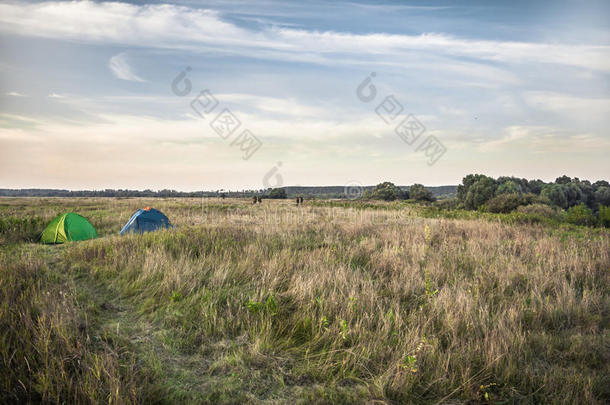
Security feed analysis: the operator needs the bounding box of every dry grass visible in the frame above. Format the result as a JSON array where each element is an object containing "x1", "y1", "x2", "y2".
[{"x1": 1, "y1": 197, "x2": 608, "y2": 404}]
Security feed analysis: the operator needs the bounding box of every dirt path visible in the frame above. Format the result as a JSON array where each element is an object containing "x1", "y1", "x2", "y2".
[{"x1": 62, "y1": 255, "x2": 214, "y2": 402}]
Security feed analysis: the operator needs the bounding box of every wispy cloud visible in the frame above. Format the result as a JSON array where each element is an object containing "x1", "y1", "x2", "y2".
[
  {"x1": 1, "y1": 1, "x2": 609, "y2": 72},
  {"x1": 478, "y1": 125, "x2": 610, "y2": 153},
  {"x1": 48, "y1": 93, "x2": 66, "y2": 98},
  {"x1": 108, "y1": 52, "x2": 145, "y2": 82},
  {"x1": 5, "y1": 91, "x2": 26, "y2": 97},
  {"x1": 524, "y1": 92, "x2": 610, "y2": 120}
]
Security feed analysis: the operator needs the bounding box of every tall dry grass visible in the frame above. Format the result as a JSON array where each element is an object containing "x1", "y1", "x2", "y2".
[{"x1": 1, "y1": 197, "x2": 608, "y2": 403}]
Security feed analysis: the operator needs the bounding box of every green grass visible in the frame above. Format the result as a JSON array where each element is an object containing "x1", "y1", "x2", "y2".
[{"x1": 1, "y1": 197, "x2": 609, "y2": 404}]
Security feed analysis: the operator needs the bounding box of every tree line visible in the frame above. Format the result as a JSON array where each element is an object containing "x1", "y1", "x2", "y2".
[
  {"x1": 456, "y1": 174, "x2": 609, "y2": 211},
  {"x1": 363, "y1": 182, "x2": 435, "y2": 202},
  {"x1": 363, "y1": 175, "x2": 610, "y2": 227},
  {"x1": 0, "y1": 188, "x2": 276, "y2": 198}
]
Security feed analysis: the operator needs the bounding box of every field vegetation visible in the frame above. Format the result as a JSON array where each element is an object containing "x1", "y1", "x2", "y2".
[{"x1": 1, "y1": 197, "x2": 608, "y2": 404}]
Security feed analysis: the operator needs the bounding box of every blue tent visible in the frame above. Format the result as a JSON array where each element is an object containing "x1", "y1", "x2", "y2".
[{"x1": 120, "y1": 207, "x2": 172, "y2": 235}]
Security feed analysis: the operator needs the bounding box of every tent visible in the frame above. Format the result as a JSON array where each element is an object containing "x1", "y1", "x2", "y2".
[
  {"x1": 41, "y1": 213, "x2": 98, "y2": 244},
  {"x1": 120, "y1": 207, "x2": 172, "y2": 235}
]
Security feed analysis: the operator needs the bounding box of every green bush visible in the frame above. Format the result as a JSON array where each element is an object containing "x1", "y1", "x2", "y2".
[
  {"x1": 564, "y1": 204, "x2": 597, "y2": 226},
  {"x1": 517, "y1": 203, "x2": 561, "y2": 219},
  {"x1": 495, "y1": 180, "x2": 522, "y2": 195},
  {"x1": 409, "y1": 184, "x2": 434, "y2": 202},
  {"x1": 461, "y1": 176, "x2": 497, "y2": 210},
  {"x1": 434, "y1": 198, "x2": 458, "y2": 210},
  {"x1": 485, "y1": 193, "x2": 523, "y2": 213},
  {"x1": 599, "y1": 205, "x2": 610, "y2": 227},
  {"x1": 485, "y1": 193, "x2": 540, "y2": 213},
  {"x1": 595, "y1": 187, "x2": 610, "y2": 207},
  {"x1": 267, "y1": 188, "x2": 287, "y2": 199},
  {"x1": 364, "y1": 182, "x2": 406, "y2": 201}
]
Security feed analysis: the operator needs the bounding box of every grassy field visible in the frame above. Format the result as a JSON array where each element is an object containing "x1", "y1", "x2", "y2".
[{"x1": 1, "y1": 197, "x2": 608, "y2": 404}]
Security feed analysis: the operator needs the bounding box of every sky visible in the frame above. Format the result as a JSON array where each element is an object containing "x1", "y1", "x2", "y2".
[{"x1": 1, "y1": 0, "x2": 609, "y2": 191}]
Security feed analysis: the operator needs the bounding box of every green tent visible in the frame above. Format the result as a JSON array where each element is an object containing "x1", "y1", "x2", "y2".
[{"x1": 40, "y1": 213, "x2": 98, "y2": 244}]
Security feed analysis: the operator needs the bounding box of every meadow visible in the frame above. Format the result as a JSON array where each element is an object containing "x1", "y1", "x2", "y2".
[{"x1": 0, "y1": 197, "x2": 608, "y2": 404}]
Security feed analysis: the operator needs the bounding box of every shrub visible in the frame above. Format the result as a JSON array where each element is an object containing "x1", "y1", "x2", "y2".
[
  {"x1": 517, "y1": 203, "x2": 561, "y2": 219},
  {"x1": 598, "y1": 205, "x2": 610, "y2": 228},
  {"x1": 409, "y1": 184, "x2": 435, "y2": 202},
  {"x1": 564, "y1": 204, "x2": 597, "y2": 226},
  {"x1": 365, "y1": 182, "x2": 406, "y2": 201},
  {"x1": 485, "y1": 193, "x2": 523, "y2": 213},
  {"x1": 434, "y1": 198, "x2": 458, "y2": 210},
  {"x1": 267, "y1": 188, "x2": 287, "y2": 199},
  {"x1": 485, "y1": 193, "x2": 539, "y2": 213}
]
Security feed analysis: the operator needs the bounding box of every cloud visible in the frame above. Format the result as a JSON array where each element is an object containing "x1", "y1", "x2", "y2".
[
  {"x1": 0, "y1": 1, "x2": 609, "y2": 72},
  {"x1": 218, "y1": 93, "x2": 331, "y2": 118},
  {"x1": 0, "y1": 113, "x2": 42, "y2": 131},
  {"x1": 48, "y1": 93, "x2": 66, "y2": 98},
  {"x1": 108, "y1": 52, "x2": 145, "y2": 82},
  {"x1": 5, "y1": 91, "x2": 26, "y2": 97},
  {"x1": 524, "y1": 92, "x2": 610, "y2": 119},
  {"x1": 3, "y1": 111, "x2": 607, "y2": 189},
  {"x1": 478, "y1": 125, "x2": 610, "y2": 153}
]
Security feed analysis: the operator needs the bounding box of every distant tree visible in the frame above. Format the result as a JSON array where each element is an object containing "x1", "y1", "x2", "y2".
[
  {"x1": 268, "y1": 188, "x2": 287, "y2": 199},
  {"x1": 555, "y1": 175, "x2": 572, "y2": 185},
  {"x1": 457, "y1": 174, "x2": 497, "y2": 207},
  {"x1": 409, "y1": 183, "x2": 434, "y2": 202},
  {"x1": 594, "y1": 186, "x2": 610, "y2": 207},
  {"x1": 575, "y1": 180, "x2": 596, "y2": 208},
  {"x1": 365, "y1": 182, "x2": 405, "y2": 201},
  {"x1": 457, "y1": 174, "x2": 485, "y2": 202},
  {"x1": 564, "y1": 182, "x2": 586, "y2": 208},
  {"x1": 458, "y1": 175, "x2": 497, "y2": 210},
  {"x1": 497, "y1": 176, "x2": 529, "y2": 193},
  {"x1": 527, "y1": 179, "x2": 545, "y2": 194},
  {"x1": 496, "y1": 180, "x2": 522, "y2": 196},
  {"x1": 541, "y1": 184, "x2": 568, "y2": 209}
]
